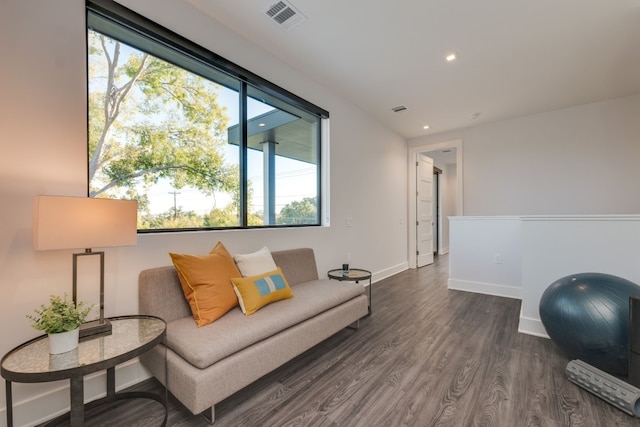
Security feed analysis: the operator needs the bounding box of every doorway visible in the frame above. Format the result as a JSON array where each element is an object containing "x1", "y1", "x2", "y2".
[
  {"x1": 433, "y1": 166, "x2": 442, "y2": 256},
  {"x1": 408, "y1": 140, "x2": 463, "y2": 269}
]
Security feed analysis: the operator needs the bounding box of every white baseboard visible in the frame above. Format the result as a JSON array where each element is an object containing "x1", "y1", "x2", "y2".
[
  {"x1": 439, "y1": 247, "x2": 449, "y2": 255},
  {"x1": 372, "y1": 262, "x2": 408, "y2": 284},
  {"x1": 0, "y1": 359, "x2": 152, "y2": 427},
  {"x1": 518, "y1": 314, "x2": 550, "y2": 339},
  {"x1": 448, "y1": 278, "x2": 521, "y2": 299}
]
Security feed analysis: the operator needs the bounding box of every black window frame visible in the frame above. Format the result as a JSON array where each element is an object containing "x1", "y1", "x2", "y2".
[{"x1": 86, "y1": 0, "x2": 328, "y2": 232}]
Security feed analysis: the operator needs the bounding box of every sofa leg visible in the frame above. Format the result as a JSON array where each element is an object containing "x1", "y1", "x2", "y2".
[
  {"x1": 201, "y1": 406, "x2": 215, "y2": 424},
  {"x1": 348, "y1": 319, "x2": 360, "y2": 330}
]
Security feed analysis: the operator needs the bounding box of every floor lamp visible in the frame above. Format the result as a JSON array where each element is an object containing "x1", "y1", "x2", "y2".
[{"x1": 33, "y1": 195, "x2": 138, "y2": 338}]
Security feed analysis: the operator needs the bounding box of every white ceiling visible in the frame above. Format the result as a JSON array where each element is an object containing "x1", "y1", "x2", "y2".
[
  {"x1": 184, "y1": 0, "x2": 640, "y2": 139},
  {"x1": 425, "y1": 147, "x2": 457, "y2": 167}
]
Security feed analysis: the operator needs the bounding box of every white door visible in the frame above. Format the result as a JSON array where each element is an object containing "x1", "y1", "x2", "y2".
[{"x1": 416, "y1": 153, "x2": 434, "y2": 267}]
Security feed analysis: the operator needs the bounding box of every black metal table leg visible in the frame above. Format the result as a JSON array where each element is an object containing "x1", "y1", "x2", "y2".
[
  {"x1": 6, "y1": 380, "x2": 12, "y2": 427},
  {"x1": 70, "y1": 376, "x2": 84, "y2": 425},
  {"x1": 107, "y1": 366, "x2": 116, "y2": 399}
]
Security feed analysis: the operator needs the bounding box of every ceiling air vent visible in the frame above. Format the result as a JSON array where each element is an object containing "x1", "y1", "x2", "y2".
[
  {"x1": 265, "y1": 1, "x2": 307, "y2": 31},
  {"x1": 391, "y1": 105, "x2": 408, "y2": 113}
]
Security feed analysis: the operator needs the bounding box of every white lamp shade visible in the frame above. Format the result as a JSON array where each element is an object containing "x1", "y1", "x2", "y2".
[{"x1": 33, "y1": 196, "x2": 138, "y2": 251}]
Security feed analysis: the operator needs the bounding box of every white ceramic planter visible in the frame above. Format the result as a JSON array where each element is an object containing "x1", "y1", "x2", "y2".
[{"x1": 48, "y1": 328, "x2": 79, "y2": 354}]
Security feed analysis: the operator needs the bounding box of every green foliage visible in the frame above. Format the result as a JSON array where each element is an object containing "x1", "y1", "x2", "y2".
[
  {"x1": 203, "y1": 204, "x2": 239, "y2": 227},
  {"x1": 248, "y1": 212, "x2": 264, "y2": 226},
  {"x1": 278, "y1": 197, "x2": 318, "y2": 225},
  {"x1": 201, "y1": 203, "x2": 263, "y2": 227},
  {"x1": 139, "y1": 207, "x2": 204, "y2": 229},
  {"x1": 26, "y1": 294, "x2": 94, "y2": 334}
]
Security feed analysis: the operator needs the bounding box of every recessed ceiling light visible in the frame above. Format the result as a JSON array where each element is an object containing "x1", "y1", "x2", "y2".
[
  {"x1": 446, "y1": 53, "x2": 458, "y2": 62},
  {"x1": 423, "y1": 125, "x2": 430, "y2": 130},
  {"x1": 258, "y1": 123, "x2": 266, "y2": 127}
]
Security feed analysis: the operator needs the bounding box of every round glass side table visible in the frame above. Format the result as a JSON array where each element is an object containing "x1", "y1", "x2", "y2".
[{"x1": 1, "y1": 315, "x2": 167, "y2": 427}]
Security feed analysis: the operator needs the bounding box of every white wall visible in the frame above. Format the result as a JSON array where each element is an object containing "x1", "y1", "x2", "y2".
[
  {"x1": 448, "y1": 217, "x2": 522, "y2": 299},
  {"x1": 0, "y1": 1, "x2": 408, "y2": 425},
  {"x1": 440, "y1": 163, "x2": 457, "y2": 254},
  {"x1": 408, "y1": 93, "x2": 640, "y2": 215}
]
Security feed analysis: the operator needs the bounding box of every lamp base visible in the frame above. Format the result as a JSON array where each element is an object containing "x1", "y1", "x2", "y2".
[{"x1": 79, "y1": 319, "x2": 112, "y2": 339}]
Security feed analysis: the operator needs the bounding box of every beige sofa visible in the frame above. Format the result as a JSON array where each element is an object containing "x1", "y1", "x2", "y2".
[{"x1": 138, "y1": 248, "x2": 369, "y2": 423}]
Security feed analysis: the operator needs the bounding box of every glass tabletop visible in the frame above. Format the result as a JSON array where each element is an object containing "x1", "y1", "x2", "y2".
[
  {"x1": 327, "y1": 268, "x2": 371, "y2": 280},
  {"x1": 2, "y1": 315, "x2": 165, "y2": 379}
]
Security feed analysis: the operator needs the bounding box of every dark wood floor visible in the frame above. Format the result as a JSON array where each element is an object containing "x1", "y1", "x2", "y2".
[{"x1": 60, "y1": 255, "x2": 640, "y2": 426}]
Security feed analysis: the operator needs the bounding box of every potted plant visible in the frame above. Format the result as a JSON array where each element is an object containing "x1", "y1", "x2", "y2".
[{"x1": 27, "y1": 294, "x2": 94, "y2": 354}]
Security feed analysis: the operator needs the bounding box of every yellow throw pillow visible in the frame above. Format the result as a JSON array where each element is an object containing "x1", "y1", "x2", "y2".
[
  {"x1": 169, "y1": 242, "x2": 241, "y2": 327},
  {"x1": 231, "y1": 267, "x2": 294, "y2": 315}
]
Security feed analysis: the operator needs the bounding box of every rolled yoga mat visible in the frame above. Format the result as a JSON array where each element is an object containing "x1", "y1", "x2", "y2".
[{"x1": 566, "y1": 359, "x2": 640, "y2": 417}]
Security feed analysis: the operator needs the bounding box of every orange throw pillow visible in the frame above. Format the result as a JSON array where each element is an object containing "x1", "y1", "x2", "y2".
[{"x1": 169, "y1": 242, "x2": 241, "y2": 327}]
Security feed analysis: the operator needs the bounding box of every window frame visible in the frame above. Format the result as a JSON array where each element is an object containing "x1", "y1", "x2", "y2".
[{"x1": 86, "y1": 0, "x2": 328, "y2": 232}]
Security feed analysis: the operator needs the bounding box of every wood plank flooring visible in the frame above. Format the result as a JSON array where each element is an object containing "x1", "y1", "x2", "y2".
[{"x1": 54, "y1": 255, "x2": 640, "y2": 426}]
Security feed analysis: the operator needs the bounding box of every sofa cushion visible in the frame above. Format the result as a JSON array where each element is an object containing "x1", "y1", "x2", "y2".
[
  {"x1": 232, "y1": 267, "x2": 294, "y2": 315},
  {"x1": 271, "y1": 248, "x2": 319, "y2": 286},
  {"x1": 233, "y1": 246, "x2": 277, "y2": 277},
  {"x1": 169, "y1": 242, "x2": 241, "y2": 327},
  {"x1": 165, "y1": 278, "x2": 365, "y2": 369}
]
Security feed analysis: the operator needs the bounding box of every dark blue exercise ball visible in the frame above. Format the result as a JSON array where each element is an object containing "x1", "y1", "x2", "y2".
[{"x1": 539, "y1": 272, "x2": 640, "y2": 375}]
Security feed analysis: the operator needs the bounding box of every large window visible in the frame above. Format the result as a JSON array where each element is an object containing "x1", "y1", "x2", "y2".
[{"x1": 87, "y1": 0, "x2": 327, "y2": 231}]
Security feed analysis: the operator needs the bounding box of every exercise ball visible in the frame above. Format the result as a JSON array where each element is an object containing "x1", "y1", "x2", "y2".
[{"x1": 539, "y1": 272, "x2": 640, "y2": 375}]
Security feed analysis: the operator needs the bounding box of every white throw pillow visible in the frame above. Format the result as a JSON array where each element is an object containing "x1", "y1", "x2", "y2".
[{"x1": 233, "y1": 246, "x2": 277, "y2": 277}]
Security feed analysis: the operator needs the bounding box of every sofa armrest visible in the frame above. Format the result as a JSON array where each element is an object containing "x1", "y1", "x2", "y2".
[{"x1": 139, "y1": 266, "x2": 191, "y2": 323}]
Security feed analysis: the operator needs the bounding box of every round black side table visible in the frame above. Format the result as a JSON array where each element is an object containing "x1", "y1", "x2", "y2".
[{"x1": 328, "y1": 268, "x2": 372, "y2": 316}]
